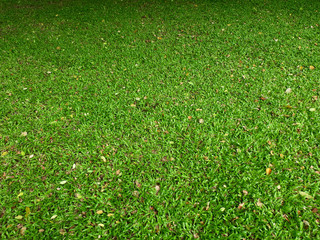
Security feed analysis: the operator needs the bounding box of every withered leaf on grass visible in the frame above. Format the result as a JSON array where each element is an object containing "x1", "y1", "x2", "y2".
[
  {"x1": 20, "y1": 227, "x2": 27, "y2": 235},
  {"x1": 96, "y1": 210, "x2": 103, "y2": 214},
  {"x1": 155, "y1": 185, "x2": 160, "y2": 195},
  {"x1": 298, "y1": 191, "x2": 313, "y2": 199},
  {"x1": 135, "y1": 180, "x2": 141, "y2": 188},
  {"x1": 256, "y1": 199, "x2": 264, "y2": 207},
  {"x1": 238, "y1": 202, "x2": 245, "y2": 210},
  {"x1": 59, "y1": 229, "x2": 66, "y2": 235},
  {"x1": 25, "y1": 207, "x2": 30, "y2": 218}
]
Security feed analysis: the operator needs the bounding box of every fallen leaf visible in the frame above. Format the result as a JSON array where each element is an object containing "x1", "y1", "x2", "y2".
[
  {"x1": 98, "y1": 224, "x2": 104, "y2": 227},
  {"x1": 135, "y1": 180, "x2": 141, "y2": 188},
  {"x1": 243, "y1": 190, "x2": 248, "y2": 195},
  {"x1": 25, "y1": 207, "x2": 30, "y2": 218},
  {"x1": 51, "y1": 215, "x2": 57, "y2": 219},
  {"x1": 59, "y1": 229, "x2": 66, "y2": 235},
  {"x1": 285, "y1": 88, "x2": 292, "y2": 94},
  {"x1": 15, "y1": 215, "x2": 23, "y2": 220},
  {"x1": 309, "y1": 66, "x2": 315, "y2": 70},
  {"x1": 188, "y1": 116, "x2": 192, "y2": 120},
  {"x1": 60, "y1": 180, "x2": 67, "y2": 185},
  {"x1": 21, "y1": 132, "x2": 27, "y2": 136},
  {"x1": 266, "y1": 168, "x2": 272, "y2": 175},
  {"x1": 75, "y1": 193, "x2": 82, "y2": 199},
  {"x1": 277, "y1": 185, "x2": 281, "y2": 190},
  {"x1": 205, "y1": 202, "x2": 210, "y2": 211},
  {"x1": 309, "y1": 108, "x2": 316, "y2": 112},
  {"x1": 96, "y1": 210, "x2": 103, "y2": 215},
  {"x1": 283, "y1": 214, "x2": 290, "y2": 222},
  {"x1": 298, "y1": 191, "x2": 313, "y2": 199},
  {"x1": 101, "y1": 156, "x2": 107, "y2": 162},
  {"x1": 107, "y1": 213, "x2": 114, "y2": 217},
  {"x1": 132, "y1": 190, "x2": 139, "y2": 197},
  {"x1": 256, "y1": 199, "x2": 264, "y2": 207},
  {"x1": 155, "y1": 185, "x2": 160, "y2": 195},
  {"x1": 20, "y1": 227, "x2": 27, "y2": 235},
  {"x1": 1, "y1": 152, "x2": 8, "y2": 156},
  {"x1": 238, "y1": 202, "x2": 245, "y2": 210},
  {"x1": 199, "y1": 119, "x2": 204, "y2": 124},
  {"x1": 17, "y1": 192, "x2": 23, "y2": 198},
  {"x1": 303, "y1": 220, "x2": 310, "y2": 228},
  {"x1": 39, "y1": 229, "x2": 45, "y2": 233}
]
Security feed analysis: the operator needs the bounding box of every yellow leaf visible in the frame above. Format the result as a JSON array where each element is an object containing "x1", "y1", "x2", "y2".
[
  {"x1": 107, "y1": 213, "x2": 114, "y2": 217},
  {"x1": 101, "y1": 156, "x2": 107, "y2": 162},
  {"x1": 1, "y1": 152, "x2": 8, "y2": 156},
  {"x1": 25, "y1": 207, "x2": 30, "y2": 218},
  {"x1": 266, "y1": 168, "x2": 272, "y2": 175},
  {"x1": 96, "y1": 210, "x2": 103, "y2": 215},
  {"x1": 309, "y1": 66, "x2": 315, "y2": 70},
  {"x1": 17, "y1": 192, "x2": 23, "y2": 198},
  {"x1": 15, "y1": 215, "x2": 23, "y2": 220},
  {"x1": 75, "y1": 193, "x2": 82, "y2": 199},
  {"x1": 299, "y1": 191, "x2": 313, "y2": 199}
]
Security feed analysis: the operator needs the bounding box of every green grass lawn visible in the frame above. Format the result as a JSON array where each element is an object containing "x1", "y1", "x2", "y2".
[{"x1": 1, "y1": 0, "x2": 319, "y2": 238}]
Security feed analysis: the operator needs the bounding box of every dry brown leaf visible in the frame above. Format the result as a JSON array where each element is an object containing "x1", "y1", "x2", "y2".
[
  {"x1": 243, "y1": 190, "x2": 248, "y2": 195},
  {"x1": 155, "y1": 185, "x2": 160, "y2": 195},
  {"x1": 283, "y1": 214, "x2": 290, "y2": 222},
  {"x1": 132, "y1": 190, "x2": 139, "y2": 197},
  {"x1": 135, "y1": 180, "x2": 141, "y2": 188},
  {"x1": 238, "y1": 202, "x2": 245, "y2": 210},
  {"x1": 20, "y1": 227, "x2": 26, "y2": 235},
  {"x1": 256, "y1": 199, "x2": 264, "y2": 207}
]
